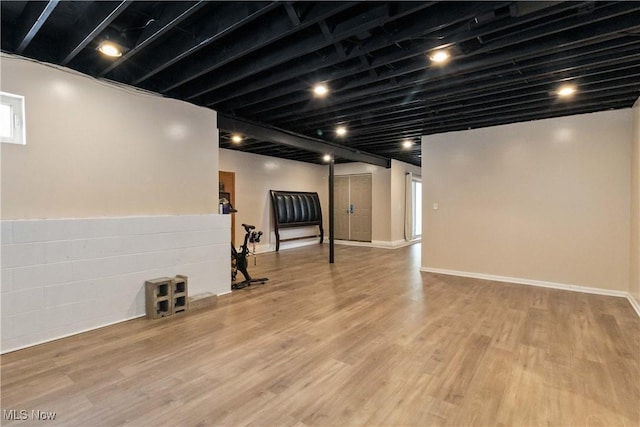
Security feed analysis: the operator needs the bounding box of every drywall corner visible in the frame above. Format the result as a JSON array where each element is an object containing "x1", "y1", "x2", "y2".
[{"x1": 630, "y1": 98, "x2": 640, "y2": 304}]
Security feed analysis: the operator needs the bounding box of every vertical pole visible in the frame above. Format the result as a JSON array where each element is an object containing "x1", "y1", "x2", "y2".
[{"x1": 329, "y1": 157, "x2": 335, "y2": 264}]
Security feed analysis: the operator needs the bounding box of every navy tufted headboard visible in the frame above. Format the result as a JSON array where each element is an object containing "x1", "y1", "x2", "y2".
[{"x1": 270, "y1": 190, "x2": 324, "y2": 251}]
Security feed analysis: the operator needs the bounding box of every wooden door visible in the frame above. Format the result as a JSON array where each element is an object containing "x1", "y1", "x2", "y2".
[
  {"x1": 349, "y1": 174, "x2": 372, "y2": 242},
  {"x1": 333, "y1": 174, "x2": 372, "y2": 242},
  {"x1": 219, "y1": 171, "x2": 236, "y2": 247},
  {"x1": 334, "y1": 176, "x2": 350, "y2": 240}
]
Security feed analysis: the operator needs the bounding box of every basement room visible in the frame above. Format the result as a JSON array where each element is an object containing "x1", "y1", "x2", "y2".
[{"x1": 1, "y1": 1, "x2": 639, "y2": 426}]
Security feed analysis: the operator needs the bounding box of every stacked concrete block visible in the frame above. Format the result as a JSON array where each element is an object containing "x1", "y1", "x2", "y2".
[{"x1": 145, "y1": 275, "x2": 189, "y2": 319}]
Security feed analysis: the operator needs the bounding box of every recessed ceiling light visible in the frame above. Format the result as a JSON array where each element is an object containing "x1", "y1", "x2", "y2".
[
  {"x1": 98, "y1": 41, "x2": 123, "y2": 57},
  {"x1": 313, "y1": 83, "x2": 328, "y2": 97},
  {"x1": 231, "y1": 134, "x2": 242, "y2": 143},
  {"x1": 557, "y1": 84, "x2": 577, "y2": 98},
  {"x1": 336, "y1": 126, "x2": 347, "y2": 136},
  {"x1": 323, "y1": 154, "x2": 332, "y2": 162},
  {"x1": 429, "y1": 49, "x2": 450, "y2": 64},
  {"x1": 402, "y1": 139, "x2": 412, "y2": 149}
]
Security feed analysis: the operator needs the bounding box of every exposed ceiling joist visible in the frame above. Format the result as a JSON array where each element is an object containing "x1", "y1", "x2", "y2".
[
  {"x1": 206, "y1": 1, "x2": 499, "y2": 109},
  {"x1": 60, "y1": 1, "x2": 131, "y2": 65},
  {"x1": 15, "y1": 0, "x2": 59, "y2": 54},
  {"x1": 129, "y1": 2, "x2": 278, "y2": 85},
  {"x1": 161, "y1": 2, "x2": 355, "y2": 93},
  {"x1": 99, "y1": 1, "x2": 208, "y2": 76}
]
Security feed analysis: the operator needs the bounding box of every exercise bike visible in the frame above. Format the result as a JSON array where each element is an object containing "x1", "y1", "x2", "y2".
[{"x1": 231, "y1": 223, "x2": 269, "y2": 290}]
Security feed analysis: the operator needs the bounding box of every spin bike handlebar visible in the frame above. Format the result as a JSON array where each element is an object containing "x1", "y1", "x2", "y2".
[{"x1": 240, "y1": 224, "x2": 262, "y2": 249}]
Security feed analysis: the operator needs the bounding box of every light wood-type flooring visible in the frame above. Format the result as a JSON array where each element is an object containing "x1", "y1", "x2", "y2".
[{"x1": 1, "y1": 244, "x2": 639, "y2": 426}]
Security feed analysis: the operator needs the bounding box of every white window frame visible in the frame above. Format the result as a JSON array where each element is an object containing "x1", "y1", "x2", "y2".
[{"x1": 1, "y1": 91, "x2": 26, "y2": 145}]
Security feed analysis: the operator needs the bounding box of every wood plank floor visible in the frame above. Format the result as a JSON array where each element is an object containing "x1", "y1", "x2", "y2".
[{"x1": 1, "y1": 243, "x2": 639, "y2": 426}]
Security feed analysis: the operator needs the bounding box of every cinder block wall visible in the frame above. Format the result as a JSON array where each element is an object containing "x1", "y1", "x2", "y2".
[{"x1": 1, "y1": 214, "x2": 230, "y2": 353}]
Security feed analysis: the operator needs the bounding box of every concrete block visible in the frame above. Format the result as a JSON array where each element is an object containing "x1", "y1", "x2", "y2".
[
  {"x1": 145, "y1": 277, "x2": 173, "y2": 319},
  {"x1": 172, "y1": 275, "x2": 188, "y2": 314}
]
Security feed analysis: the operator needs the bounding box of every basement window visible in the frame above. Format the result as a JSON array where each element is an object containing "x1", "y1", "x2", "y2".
[{"x1": 0, "y1": 92, "x2": 26, "y2": 145}]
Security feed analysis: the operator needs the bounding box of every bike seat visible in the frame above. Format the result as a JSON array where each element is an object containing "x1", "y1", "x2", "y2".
[{"x1": 241, "y1": 223, "x2": 256, "y2": 230}]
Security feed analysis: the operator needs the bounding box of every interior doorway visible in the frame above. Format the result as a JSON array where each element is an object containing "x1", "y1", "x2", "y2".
[
  {"x1": 412, "y1": 178, "x2": 422, "y2": 238},
  {"x1": 334, "y1": 174, "x2": 372, "y2": 242},
  {"x1": 405, "y1": 174, "x2": 422, "y2": 241}
]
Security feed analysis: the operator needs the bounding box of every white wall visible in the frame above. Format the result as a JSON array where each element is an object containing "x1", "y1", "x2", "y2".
[
  {"x1": 1, "y1": 54, "x2": 219, "y2": 219},
  {"x1": 1, "y1": 215, "x2": 230, "y2": 353},
  {"x1": 422, "y1": 110, "x2": 632, "y2": 292},
  {"x1": 631, "y1": 99, "x2": 640, "y2": 305},
  {"x1": 1, "y1": 55, "x2": 229, "y2": 352},
  {"x1": 219, "y1": 148, "x2": 328, "y2": 251}
]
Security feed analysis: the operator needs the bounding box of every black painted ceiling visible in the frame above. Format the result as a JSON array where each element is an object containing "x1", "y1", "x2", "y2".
[{"x1": 2, "y1": 1, "x2": 639, "y2": 166}]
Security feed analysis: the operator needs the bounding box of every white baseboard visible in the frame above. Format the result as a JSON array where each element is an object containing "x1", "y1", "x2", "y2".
[
  {"x1": 332, "y1": 239, "x2": 373, "y2": 247},
  {"x1": 255, "y1": 237, "x2": 419, "y2": 254},
  {"x1": 372, "y1": 239, "x2": 420, "y2": 249},
  {"x1": 254, "y1": 239, "x2": 321, "y2": 254},
  {"x1": 421, "y1": 267, "x2": 639, "y2": 318},
  {"x1": 627, "y1": 293, "x2": 640, "y2": 317},
  {"x1": 328, "y1": 238, "x2": 420, "y2": 250}
]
